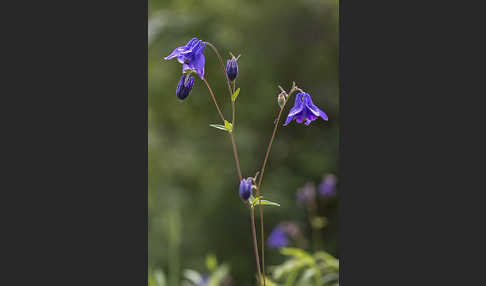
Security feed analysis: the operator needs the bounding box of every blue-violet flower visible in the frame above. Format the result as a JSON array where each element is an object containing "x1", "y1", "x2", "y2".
[
  {"x1": 164, "y1": 38, "x2": 206, "y2": 79},
  {"x1": 239, "y1": 178, "x2": 252, "y2": 201},
  {"x1": 267, "y1": 226, "x2": 289, "y2": 249},
  {"x1": 284, "y1": 92, "x2": 328, "y2": 126},
  {"x1": 176, "y1": 74, "x2": 195, "y2": 101},
  {"x1": 226, "y1": 56, "x2": 238, "y2": 81}
]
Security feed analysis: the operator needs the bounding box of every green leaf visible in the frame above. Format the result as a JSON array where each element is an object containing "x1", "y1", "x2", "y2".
[
  {"x1": 280, "y1": 248, "x2": 314, "y2": 264},
  {"x1": 153, "y1": 269, "x2": 167, "y2": 286},
  {"x1": 209, "y1": 124, "x2": 228, "y2": 131},
  {"x1": 251, "y1": 196, "x2": 280, "y2": 208},
  {"x1": 183, "y1": 269, "x2": 202, "y2": 284},
  {"x1": 206, "y1": 253, "x2": 218, "y2": 273},
  {"x1": 231, "y1": 88, "x2": 240, "y2": 102},
  {"x1": 208, "y1": 264, "x2": 230, "y2": 286},
  {"x1": 224, "y1": 120, "x2": 232, "y2": 132}
]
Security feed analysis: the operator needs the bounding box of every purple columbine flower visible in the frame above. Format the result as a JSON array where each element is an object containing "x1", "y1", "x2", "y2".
[
  {"x1": 226, "y1": 55, "x2": 238, "y2": 81},
  {"x1": 267, "y1": 226, "x2": 289, "y2": 249},
  {"x1": 164, "y1": 38, "x2": 206, "y2": 79},
  {"x1": 284, "y1": 92, "x2": 328, "y2": 126},
  {"x1": 239, "y1": 178, "x2": 252, "y2": 201},
  {"x1": 296, "y1": 183, "x2": 316, "y2": 206},
  {"x1": 176, "y1": 74, "x2": 195, "y2": 100},
  {"x1": 319, "y1": 174, "x2": 337, "y2": 198}
]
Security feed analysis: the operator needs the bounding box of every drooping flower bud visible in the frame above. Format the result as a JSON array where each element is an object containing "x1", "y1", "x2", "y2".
[
  {"x1": 278, "y1": 92, "x2": 286, "y2": 108},
  {"x1": 239, "y1": 178, "x2": 252, "y2": 201},
  {"x1": 176, "y1": 74, "x2": 195, "y2": 100},
  {"x1": 226, "y1": 56, "x2": 239, "y2": 81}
]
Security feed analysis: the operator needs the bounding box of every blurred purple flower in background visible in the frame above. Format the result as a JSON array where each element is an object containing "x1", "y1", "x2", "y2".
[
  {"x1": 319, "y1": 174, "x2": 337, "y2": 198},
  {"x1": 281, "y1": 222, "x2": 300, "y2": 239},
  {"x1": 164, "y1": 37, "x2": 206, "y2": 79},
  {"x1": 198, "y1": 275, "x2": 208, "y2": 286},
  {"x1": 284, "y1": 92, "x2": 328, "y2": 126},
  {"x1": 267, "y1": 226, "x2": 289, "y2": 249},
  {"x1": 296, "y1": 183, "x2": 316, "y2": 206}
]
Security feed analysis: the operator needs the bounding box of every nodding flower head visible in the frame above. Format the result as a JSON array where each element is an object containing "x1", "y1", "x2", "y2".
[
  {"x1": 319, "y1": 174, "x2": 337, "y2": 198},
  {"x1": 239, "y1": 178, "x2": 253, "y2": 201},
  {"x1": 226, "y1": 55, "x2": 239, "y2": 81},
  {"x1": 284, "y1": 92, "x2": 328, "y2": 126},
  {"x1": 267, "y1": 226, "x2": 289, "y2": 249},
  {"x1": 164, "y1": 37, "x2": 206, "y2": 79},
  {"x1": 176, "y1": 74, "x2": 195, "y2": 101}
]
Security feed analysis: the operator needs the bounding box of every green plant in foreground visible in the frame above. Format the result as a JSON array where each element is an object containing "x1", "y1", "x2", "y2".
[{"x1": 266, "y1": 248, "x2": 339, "y2": 286}]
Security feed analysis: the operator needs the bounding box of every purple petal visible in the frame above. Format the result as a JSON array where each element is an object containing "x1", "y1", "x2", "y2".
[
  {"x1": 164, "y1": 46, "x2": 187, "y2": 60},
  {"x1": 193, "y1": 54, "x2": 205, "y2": 79},
  {"x1": 288, "y1": 93, "x2": 304, "y2": 117},
  {"x1": 192, "y1": 41, "x2": 205, "y2": 55},
  {"x1": 185, "y1": 38, "x2": 199, "y2": 49},
  {"x1": 283, "y1": 114, "x2": 295, "y2": 126},
  {"x1": 304, "y1": 93, "x2": 328, "y2": 121},
  {"x1": 182, "y1": 63, "x2": 193, "y2": 74},
  {"x1": 319, "y1": 110, "x2": 328, "y2": 121}
]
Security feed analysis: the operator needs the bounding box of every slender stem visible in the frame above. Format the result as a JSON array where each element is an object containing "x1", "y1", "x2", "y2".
[
  {"x1": 204, "y1": 42, "x2": 262, "y2": 285},
  {"x1": 202, "y1": 77, "x2": 225, "y2": 122},
  {"x1": 204, "y1": 41, "x2": 234, "y2": 99},
  {"x1": 259, "y1": 202, "x2": 266, "y2": 285},
  {"x1": 257, "y1": 108, "x2": 284, "y2": 191},
  {"x1": 248, "y1": 202, "x2": 262, "y2": 286},
  {"x1": 255, "y1": 108, "x2": 284, "y2": 286},
  {"x1": 256, "y1": 88, "x2": 298, "y2": 190},
  {"x1": 255, "y1": 87, "x2": 298, "y2": 286},
  {"x1": 202, "y1": 77, "x2": 242, "y2": 181},
  {"x1": 230, "y1": 134, "x2": 242, "y2": 181}
]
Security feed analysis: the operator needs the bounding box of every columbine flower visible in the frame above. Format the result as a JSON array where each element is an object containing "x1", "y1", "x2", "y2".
[
  {"x1": 296, "y1": 183, "x2": 316, "y2": 206},
  {"x1": 164, "y1": 38, "x2": 206, "y2": 79},
  {"x1": 176, "y1": 74, "x2": 195, "y2": 101},
  {"x1": 226, "y1": 55, "x2": 239, "y2": 81},
  {"x1": 267, "y1": 226, "x2": 289, "y2": 249},
  {"x1": 284, "y1": 92, "x2": 328, "y2": 126},
  {"x1": 239, "y1": 178, "x2": 252, "y2": 201},
  {"x1": 319, "y1": 174, "x2": 337, "y2": 198}
]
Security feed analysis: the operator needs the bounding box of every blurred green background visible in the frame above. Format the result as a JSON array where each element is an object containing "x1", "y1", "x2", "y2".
[{"x1": 149, "y1": 0, "x2": 338, "y2": 285}]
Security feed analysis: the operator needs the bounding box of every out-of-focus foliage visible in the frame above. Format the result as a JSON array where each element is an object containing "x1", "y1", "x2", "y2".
[
  {"x1": 149, "y1": 254, "x2": 232, "y2": 286},
  {"x1": 268, "y1": 248, "x2": 339, "y2": 286},
  {"x1": 149, "y1": 0, "x2": 338, "y2": 285}
]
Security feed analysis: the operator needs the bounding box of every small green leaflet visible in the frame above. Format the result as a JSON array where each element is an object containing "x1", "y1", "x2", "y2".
[
  {"x1": 209, "y1": 121, "x2": 232, "y2": 133},
  {"x1": 231, "y1": 88, "x2": 240, "y2": 102},
  {"x1": 209, "y1": 124, "x2": 228, "y2": 131},
  {"x1": 224, "y1": 120, "x2": 232, "y2": 132},
  {"x1": 251, "y1": 196, "x2": 280, "y2": 208}
]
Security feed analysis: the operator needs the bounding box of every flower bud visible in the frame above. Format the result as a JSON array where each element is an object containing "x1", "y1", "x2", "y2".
[
  {"x1": 176, "y1": 74, "x2": 195, "y2": 100},
  {"x1": 239, "y1": 178, "x2": 252, "y2": 201},
  {"x1": 278, "y1": 92, "x2": 286, "y2": 108},
  {"x1": 226, "y1": 56, "x2": 238, "y2": 81}
]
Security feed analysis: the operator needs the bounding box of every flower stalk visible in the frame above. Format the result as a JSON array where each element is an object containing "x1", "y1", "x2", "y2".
[{"x1": 164, "y1": 38, "x2": 329, "y2": 286}]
